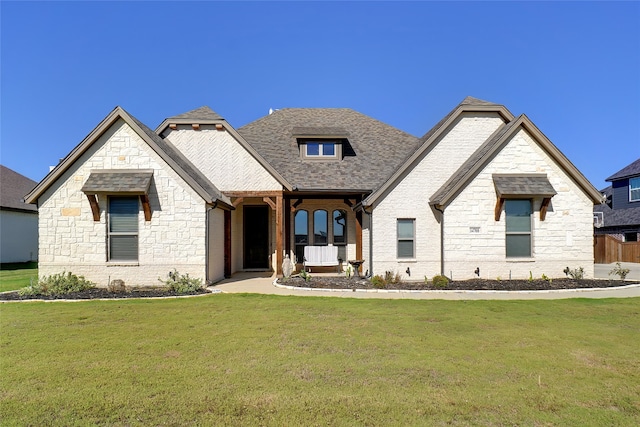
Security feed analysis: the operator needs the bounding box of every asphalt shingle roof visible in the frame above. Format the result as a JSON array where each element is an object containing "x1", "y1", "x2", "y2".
[
  {"x1": 81, "y1": 170, "x2": 153, "y2": 194},
  {"x1": 237, "y1": 108, "x2": 422, "y2": 191},
  {"x1": 0, "y1": 165, "x2": 38, "y2": 212},
  {"x1": 594, "y1": 187, "x2": 640, "y2": 227},
  {"x1": 493, "y1": 174, "x2": 557, "y2": 197},
  {"x1": 165, "y1": 106, "x2": 224, "y2": 121},
  {"x1": 606, "y1": 158, "x2": 640, "y2": 181}
]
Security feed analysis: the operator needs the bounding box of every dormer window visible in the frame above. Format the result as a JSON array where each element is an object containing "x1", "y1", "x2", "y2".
[
  {"x1": 306, "y1": 141, "x2": 336, "y2": 158},
  {"x1": 293, "y1": 127, "x2": 350, "y2": 162},
  {"x1": 298, "y1": 139, "x2": 343, "y2": 161}
]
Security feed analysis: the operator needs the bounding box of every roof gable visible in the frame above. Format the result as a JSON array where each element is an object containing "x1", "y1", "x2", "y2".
[
  {"x1": 0, "y1": 165, "x2": 38, "y2": 212},
  {"x1": 429, "y1": 114, "x2": 604, "y2": 207},
  {"x1": 364, "y1": 97, "x2": 514, "y2": 206},
  {"x1": 24, "y1": 107, "x2": 232, "y2": 208}
]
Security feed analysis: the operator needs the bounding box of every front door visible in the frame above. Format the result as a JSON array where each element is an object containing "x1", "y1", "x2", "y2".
[{"x1": 244, "y1": 206, "x2": 269, "y2": 269}]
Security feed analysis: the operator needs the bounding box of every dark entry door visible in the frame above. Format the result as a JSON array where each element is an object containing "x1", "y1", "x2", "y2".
[{"x1": 244, "y1": 206, "x2": 269, "y2": 269}]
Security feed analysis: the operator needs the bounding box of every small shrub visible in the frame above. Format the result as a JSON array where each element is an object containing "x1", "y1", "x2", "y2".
[
  {"x1": 541, "y1": 274, "x2": 552, "y2": 284},
  {"x1": 299, "y1": 270, "x2": 312, "y2": 282},
  {"x1": 424, "y1": 276, "x2": 429, "y2": 284},
  {"x1": 609, "y1": 263, "x2": 630, "y2": 280},
  {"x1": 345, "y1": 265, "x2": 353, "y2": 279},
  {"x1": 108, "y1": 279, "x2": 127, "y2": 293},
  {"x1": 160, "y1": 270, "x2": 204, "y2": 293},
  {"x1": 432, "y1": 275, "x2": 450, "y2": 289},
  {"x1": 18, "y1": 271, "x2": 95, "y2": 296},
  {"x1": 371, "y1": 275, "x2": 386, "y2": 289},
  {"x1": 563, "y1": 267, "x2": 585, "y2": 280}
]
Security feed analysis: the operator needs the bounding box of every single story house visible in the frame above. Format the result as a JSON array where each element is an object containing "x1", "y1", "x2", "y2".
[
  {"x1": 1, "y1": 165, "x2": 38, "y2": 263},
  {"x1": 25, "y1": 97, "x2": 603, "y2": 286}
]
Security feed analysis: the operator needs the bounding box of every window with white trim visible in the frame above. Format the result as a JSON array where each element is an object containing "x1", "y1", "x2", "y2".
[
  {"x1": 505, "y1": 199, "x2": 532, "y2": 258},
  {"x1": 397, "y1": 219, "x2": 415, "y2": 258},
  {"x1": 333, "y1": 210, "x2": 347, "y2": 261},
  {"x1": 108, "y1": 196, "x2": 139, "y2": 261},
  {"x1": 630, "y1": 177, "x2": 640, "y2": 202},
  {"x1": 306, "y1": 141, "x2": 336, "y2": 157}
]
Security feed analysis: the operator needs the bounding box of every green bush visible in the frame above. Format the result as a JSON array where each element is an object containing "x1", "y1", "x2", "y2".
[
  {"x1": 299, "y1": 270, "x2": 312, "y2": 282},
  {"x1": 371, "y1": 275, "x2": 386, "y2": 289},
  {"x1": 432, "y1": 275, "x2": 450, "y2": 289},
  {"x1": 160, "y1": 270, "x2": 204, "y2": 294},
  {"x1": 18, "y1": 272, "x2": 95, "y2": 296},
  {"x1": 609, "y1": 263, "x2": 630, "y2": 280}
]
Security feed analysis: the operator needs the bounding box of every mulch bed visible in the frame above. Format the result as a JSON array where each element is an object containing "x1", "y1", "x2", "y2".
[
  {"x1": 0, "y1": 287, "x2": 210, "y2": 301},
  {"x1": 1, "y1": 278, "x2": 633, "y2": 301},
  {"x1": 280, "y1": 276, "x2": 630, "y2": 291}
]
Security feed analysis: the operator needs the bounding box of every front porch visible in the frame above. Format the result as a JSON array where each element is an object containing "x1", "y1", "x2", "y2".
[{"x1": 225, "y1": 191, "x2": 366, "y2": 276}]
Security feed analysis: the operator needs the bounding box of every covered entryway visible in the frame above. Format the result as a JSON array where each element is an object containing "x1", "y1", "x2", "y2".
[{"x1": 243, "y1": 205, "x2": 270, "y2": 269}]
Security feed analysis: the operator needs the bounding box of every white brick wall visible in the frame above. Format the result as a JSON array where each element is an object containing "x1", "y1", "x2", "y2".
[
  {"x1": 37, "y1": 119, "x2": 212, "y2": 287},
  {"x1": 163, "y1": 125, "x2": 282, "y2": 192},
  {"x1": 368, "y1": 114, "x2": 595, "y2": 280},
  {"x1": 371, "y1": 113, "x2": 505, "y2": 279}
]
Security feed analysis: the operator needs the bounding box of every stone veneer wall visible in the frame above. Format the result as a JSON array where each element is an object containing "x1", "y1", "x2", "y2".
[
  {"x1": 37, "y1": 119, "x2": 211, "y2": 287},
  {"x1": 443, "y1": 129, "x2": 595, "y2": 280},
  {"x1": 370, "y1": 113, "x2": 506, "y2": 279}
]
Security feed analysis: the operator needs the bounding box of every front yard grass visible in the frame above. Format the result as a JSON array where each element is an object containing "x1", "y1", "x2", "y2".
[
  {"x1": 1, "y1": 295, "x2": 639, "y2": 425},
  {"x1": 0, "y1": 262, "x2": 38, "y2": 292}
]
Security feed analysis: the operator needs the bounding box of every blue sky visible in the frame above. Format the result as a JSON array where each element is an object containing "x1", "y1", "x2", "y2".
[{"x1": 2, "y1": 1, "x2": 639, "y2": 190}]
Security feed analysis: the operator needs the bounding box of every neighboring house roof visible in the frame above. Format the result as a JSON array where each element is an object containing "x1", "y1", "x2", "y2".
[
  {"x1": 238, "y1": 108, "x2": 422, "y2": 192},
  {"x1": 594, "y1": 186, "x2": 640, "y2": 228},
  {"x1": 0, "y1": 165, "x2": 38, "y2": 213},
  {"x1": 24, "y1": 107, "x2": 232, "y2": 209},
  {"x1": 606, "y1": 157, "x2": 640, "y2": 181},
  {"x1": 429, "y1": 114, "x2": 603, "y2": 207}
]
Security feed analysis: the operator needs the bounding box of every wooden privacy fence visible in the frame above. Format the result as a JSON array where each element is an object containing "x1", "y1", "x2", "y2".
[{"x1": 594, "y1": 234, "x2": 640, "y2": 264}]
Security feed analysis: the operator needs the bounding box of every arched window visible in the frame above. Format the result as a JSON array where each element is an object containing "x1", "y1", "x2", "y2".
[
  {"x1": 313, "y1": 210, "x2": 328, "y2": 245},
  {"x1": 333, "y1": 209, "x2": 347, "y2": 261},
  {"x1": 294, "y1": 210, "x2": 308, "y2": 263}
]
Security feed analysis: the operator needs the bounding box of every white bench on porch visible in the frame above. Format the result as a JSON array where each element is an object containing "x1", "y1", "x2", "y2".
[{"x1": 303, "y1": 245, "x2": 340, "y2": 272}]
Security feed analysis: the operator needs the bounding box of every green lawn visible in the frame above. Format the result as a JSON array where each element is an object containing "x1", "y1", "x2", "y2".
[
  {"x1": 1, "y1": 295, "x2": 639, "y2": 426},
  {"x1": 0, "y1": 262, "x2": 38, "y2": 292}
]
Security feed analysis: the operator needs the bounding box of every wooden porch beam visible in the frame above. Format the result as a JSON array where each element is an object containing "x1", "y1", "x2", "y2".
[
  {"x1": 86, "y1": 194, "x2": 100, "y2": 221},
  {"x1": 232, "y1": 197, "x2": 244, "y2": 208},
  {"x1": 140, "y1": 194, "x2": 152, "y2": 221},
  {"x1": 263, "y1": 196, "x2": 276, "y2": 210},
  {"x1": 356, "y1": 210, "x2": 363, "y2": 272},
  {"x1": 225, "y1": 191, "x2": 283, "y2": 198},
  {"x1": 276, "y1": 195, "x2": 283, "y2": 276},
  {"x1": 495, "y1": 197, "x2": 505, "y2": 221}
]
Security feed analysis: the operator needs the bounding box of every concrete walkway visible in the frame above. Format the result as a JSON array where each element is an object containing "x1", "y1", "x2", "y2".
[{"x1": 212, "y1": 266, "x2": 640, "y2": 300}]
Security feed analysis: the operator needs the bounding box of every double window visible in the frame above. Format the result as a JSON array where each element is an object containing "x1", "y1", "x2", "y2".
[
  {"x1": 630, "y1": 177, "x2": 640, "y2": 202},
  {"x1": 306, "y1": 141, "x2": 336, "y2": 157},
  {"x1": 108, "y1": 196, "x2": 139, "y2": 261},
  {"x1": 505, "y1": 200, "x2": 532, "y2": 258},
  {"x1": 397, "y1": 219, "x2": 415, "y2": 258}
]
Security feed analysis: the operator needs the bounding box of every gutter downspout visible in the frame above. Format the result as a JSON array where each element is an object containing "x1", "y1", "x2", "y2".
[
  {"x1": 205, "y1": 201, "x2": 218, "y2": 285},
  {"x1": 434, "y1": 205, "x2": 445, "y2": 276},
  {"x1": 361, "y1": 206, "x2": 373, "y2": 278}
]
